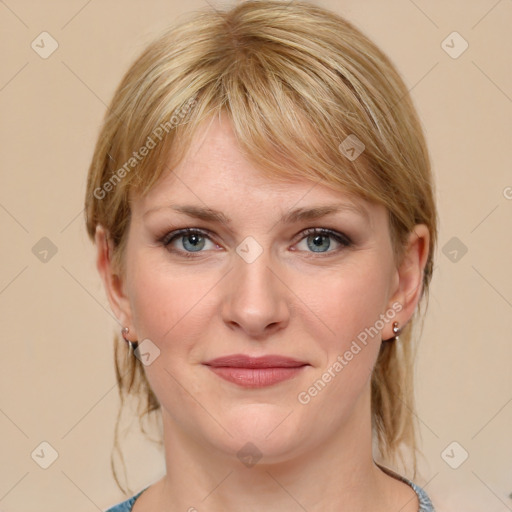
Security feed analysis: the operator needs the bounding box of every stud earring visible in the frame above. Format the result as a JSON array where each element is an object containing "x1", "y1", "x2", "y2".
[{"x1": 383, "y1": 321, "x2": 401, "y2": 343}]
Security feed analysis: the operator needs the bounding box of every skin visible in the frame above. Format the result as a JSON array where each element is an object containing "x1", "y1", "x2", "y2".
[{"x1": 96, "y1": 112, "x2": 429, "y2": 512}]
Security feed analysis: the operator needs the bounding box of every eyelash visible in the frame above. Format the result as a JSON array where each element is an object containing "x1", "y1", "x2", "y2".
[{"x1": 158, "y1": 227, "x2": 352, "y2": 259}]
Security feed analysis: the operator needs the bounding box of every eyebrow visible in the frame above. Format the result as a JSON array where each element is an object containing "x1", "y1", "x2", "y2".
[{"x1": 144, "y1": 202, "x2": 370, "y2": 225}]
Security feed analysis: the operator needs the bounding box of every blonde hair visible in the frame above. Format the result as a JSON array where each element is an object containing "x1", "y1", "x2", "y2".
[{"x1": 85, "y1": 0, "x2": 437, "y2": 493}]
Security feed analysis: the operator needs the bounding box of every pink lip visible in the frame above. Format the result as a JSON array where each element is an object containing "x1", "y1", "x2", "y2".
[{"x1": 204, "y1": 354, "x2": 309, "y2": 388}]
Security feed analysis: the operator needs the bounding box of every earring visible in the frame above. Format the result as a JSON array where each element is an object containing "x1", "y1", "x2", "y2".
[
  {"x1": 121, "y1": 326, "x2": 139, "y2": 355},
  {"x1": 383, "y1": 321, "x2": 401, "y2": 343}
]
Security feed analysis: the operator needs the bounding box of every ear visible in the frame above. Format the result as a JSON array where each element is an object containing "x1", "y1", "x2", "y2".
[
  {"x1": 384, "y1": 224, "x2": 430, "y2": 338},
  {"x1": 94, "y1": 224, "x2": 137, "y2": 341}
]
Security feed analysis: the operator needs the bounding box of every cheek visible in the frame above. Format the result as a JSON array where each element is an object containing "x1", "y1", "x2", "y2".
[
  {"x1": 125, "y1": 252, "x2": 219, "y2": 422},
  {"x1": 126, "y1": 250, "x2": 217, "y2": 347},
  {"x1": 298, "y1": 260, "x2": 391, "y2": 354},
  {"x1": 288, "y1": 262, "x2": 392, "y2": 432}
]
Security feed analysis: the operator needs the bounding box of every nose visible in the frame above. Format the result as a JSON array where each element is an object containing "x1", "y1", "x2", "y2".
[{"x1": 221, "y1": 247, "x2": 291, "y2": 339}]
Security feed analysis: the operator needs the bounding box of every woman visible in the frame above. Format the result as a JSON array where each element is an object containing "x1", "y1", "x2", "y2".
[{"x1": 85, "y1": 1, "x2": 437, "y2": 510}]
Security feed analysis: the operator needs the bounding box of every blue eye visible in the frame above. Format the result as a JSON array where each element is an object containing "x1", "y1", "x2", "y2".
[
  {"x1": 160, "y1": 227, "x2": 352, "y2": 258},
  {"x1": 161, "y1": 228, "x2": 216, "y2": 255},
  {"x1": 295, "y1": 228, "x2": 352, "y2": 254}
]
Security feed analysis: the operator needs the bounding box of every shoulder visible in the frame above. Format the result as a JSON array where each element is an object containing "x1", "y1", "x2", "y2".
[
  {"x1": 104, "y1": 487, "x2": 148, "y2": 512},
  {"x1": 406, "y1": 480, "x2": 436, "y2": 512},
  {"x1": 376, "y1": 463, "x2": 436, "y2": 512}
]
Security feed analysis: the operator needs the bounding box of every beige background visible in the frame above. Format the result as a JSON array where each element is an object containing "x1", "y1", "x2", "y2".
[{"x1": 1, "y1": 0, "x2": 511, "y2": 510}]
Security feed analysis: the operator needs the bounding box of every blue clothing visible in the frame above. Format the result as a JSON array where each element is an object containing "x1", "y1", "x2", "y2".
[
  {"x1": 105, "y1": 466, "x2": 435, "y2": 511},
  {"x1": 105, "y1": 488, "x2": 147, "y2": 512},
  {"x1": 377, "y1": 464, "x2": 436, "y2": 511}
]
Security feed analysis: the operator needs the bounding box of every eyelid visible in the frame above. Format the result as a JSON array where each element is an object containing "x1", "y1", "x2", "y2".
[
  {"x1": 159, "y1": 227, "x2": 215, "y2": 246},
  {"x1": 160, "y1": 226, "x2": 352, "y2": 256},
  {"x1": 294, "y1": 227, "x2": 352, "y2": 247}
]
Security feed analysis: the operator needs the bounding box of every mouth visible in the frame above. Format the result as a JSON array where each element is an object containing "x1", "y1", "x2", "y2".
[{"x1": 203, "y1": 354, "x2": 309, "y2": 388}]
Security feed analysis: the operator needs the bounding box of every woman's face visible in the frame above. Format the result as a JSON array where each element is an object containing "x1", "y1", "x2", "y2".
[{"x1": 111, "y1": 113, "x2": 418, "y2": 463}]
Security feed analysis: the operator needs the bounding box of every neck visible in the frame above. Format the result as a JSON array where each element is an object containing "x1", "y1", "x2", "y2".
[{"x1": 151, "y1": 386, "x2": 401, "y2": 512}]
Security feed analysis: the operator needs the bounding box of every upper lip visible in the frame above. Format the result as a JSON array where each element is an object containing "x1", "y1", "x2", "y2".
[{"x1": 204, "y1": 354, "x2": 308, "y2": 368}]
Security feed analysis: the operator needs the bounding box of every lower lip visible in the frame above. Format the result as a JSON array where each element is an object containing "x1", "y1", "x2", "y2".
[{"x1": 206, "y1": 366, "x2": 306, "y2": 388}]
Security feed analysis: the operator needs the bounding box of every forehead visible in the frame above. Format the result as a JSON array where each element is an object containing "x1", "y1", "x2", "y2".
[{"x1": 136, "y1": 113, "x2": 369, "y2": 207}]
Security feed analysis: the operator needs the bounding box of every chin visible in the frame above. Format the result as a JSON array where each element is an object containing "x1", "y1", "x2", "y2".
[{"x1": 210, "y1": 405, "x2": 307, "y2": 460}]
